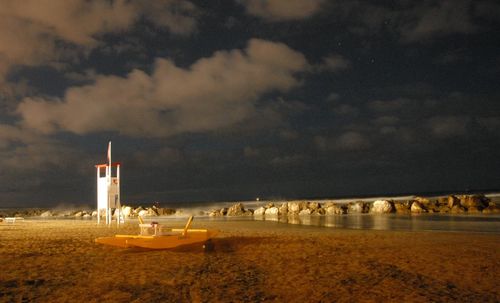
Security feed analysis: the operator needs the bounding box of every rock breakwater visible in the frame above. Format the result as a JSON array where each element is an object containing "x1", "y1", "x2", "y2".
[{"x1": 1, "y1": 194, "x2": 498, "y2": 219}]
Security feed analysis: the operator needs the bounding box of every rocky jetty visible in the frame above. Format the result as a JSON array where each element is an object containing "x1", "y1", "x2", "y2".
[
  {"x1": 211, "y1": 194, "x2": 498, "y2": 219},
  {"x1": 371, "y1": 200, "x2": 394, "y2": 213},
  {"x1": 225, "y1": 203, "x2": 253, "y2": 216},
  {"x1": 1, "y1": 194, "x2": 498, "y2": 220}
]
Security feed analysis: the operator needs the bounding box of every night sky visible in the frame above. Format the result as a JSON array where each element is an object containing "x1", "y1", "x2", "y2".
[{"x1": 1, "y1": 0, "x2": 499, "y2": 207}]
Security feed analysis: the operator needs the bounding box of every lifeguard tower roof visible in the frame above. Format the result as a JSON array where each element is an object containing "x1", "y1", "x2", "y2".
[{"x1": 95, "y1": 162, "x2": 122, "y2": 168}]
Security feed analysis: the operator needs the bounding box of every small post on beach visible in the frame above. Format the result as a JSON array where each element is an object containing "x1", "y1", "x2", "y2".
[{"x1": 95, "y1": 141, "x2": 121, "y2": 226}]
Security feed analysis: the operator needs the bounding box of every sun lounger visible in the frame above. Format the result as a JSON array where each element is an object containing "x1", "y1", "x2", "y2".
[{"x1": 5, "y1": 217, "x2": 24, "y2": 223}]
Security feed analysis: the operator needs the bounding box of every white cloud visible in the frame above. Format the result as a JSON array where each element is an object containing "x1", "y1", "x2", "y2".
[
  {"x1": 17, "y1": 39, "x2": 309, "y2": 137},
  {"x1": 241, "y1": 0, "x2": 325, "y2": 21},
  {"x1": 317, "y1": 54, "x2": 350, "y2": 72}
]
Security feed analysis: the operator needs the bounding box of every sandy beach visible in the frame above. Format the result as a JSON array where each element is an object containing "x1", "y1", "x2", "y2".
[{"x1": 0, "y1": 219, "x2": 499, "y2": 302}]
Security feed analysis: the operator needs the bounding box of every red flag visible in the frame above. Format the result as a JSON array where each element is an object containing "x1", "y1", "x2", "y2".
[{"x1": 107, "y1": 141, "x2": 111, "y2": 165}]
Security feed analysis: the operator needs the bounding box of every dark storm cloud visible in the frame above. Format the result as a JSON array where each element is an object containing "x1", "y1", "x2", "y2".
[
  {"x1": 0, "y1": 0, "x2": 499, "y2": 206},
  {"x1": 317, "y1": 0, "x2": 499, "y2": 43},
  {"x1": 0, "y1": 0, "x2": 197, "y2": 99}
]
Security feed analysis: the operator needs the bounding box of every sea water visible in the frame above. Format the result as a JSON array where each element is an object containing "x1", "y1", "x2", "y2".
[{"x1": 141, "y1": 213, "x2": 500, "y2": 234}]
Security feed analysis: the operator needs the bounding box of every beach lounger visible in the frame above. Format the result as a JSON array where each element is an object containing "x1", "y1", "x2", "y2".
[{"x1": 5, "y1": 217, "x2": 24, "y2": 223}]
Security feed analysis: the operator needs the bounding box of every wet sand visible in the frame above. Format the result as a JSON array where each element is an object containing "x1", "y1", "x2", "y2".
[{"x1": 0, "y1": 219, "x2": 499, "y2": 302}]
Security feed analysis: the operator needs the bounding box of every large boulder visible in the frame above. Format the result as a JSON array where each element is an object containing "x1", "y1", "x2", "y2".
[
  {"x1": 467, "y1": 207, "x2": 482, "y2": 214},
  {"x1": 415, "y1": 197, "x2": 441, "y2": 213},
  {"x1": 437, "y1": 196, "x2": 448, "y2": 206},
  {"x1": 227, "y1": 203, "x2": 246, "y2": 216},
  {"x1": 308, "y1": 202, "x2": 320, "y2": 211},
  {"x1": 58, "y1": 210, "x2": 72, "y2": 217},
  {"x1": 278, "y1": 203, "x2": 288, "y2": 216},
  {"x1": 325, "y1": 204, "x2": 346, "y2": 215},
  {"x1": 447, "y1": 196, "x2": 460, "y2": 208},
  {"x1": 438, "y1": 206, "x2": 451, "y2": 213},
  {"x1": 265, "y1": 207, "x2": 279, "y2": 216},
  {"x1": 313, "y1": 208, "x2": 326, "y2": 215},
  {"x1": 209, "y1": 209, "x2": 223, "y2": 217},
  {"x1": 134, "y1": 207, "x2": 144, "y2": 215},
  {"x1": 348, "y1": 201, "x2": 368, "y2": 213},
  {"x1": 40, "y1": 211, "x2": 53, "y2": 217},
  {"x1": 138, "y1": 209, "x2": 148, "y2": 217},
  {"x1": 288, "y1": 202, "x2": 300, "y2": 214},
  {"x1": 410, "y1": 201, "x2": 427, "y2": 213},
  {"x1": 323, "y1": 201, "x2": 336, "y2": 208},
  {"x1": 459, "y1": 195, "x2": 488, "y2": 210},
  {"x1": 371, "y1": 200, "x2": 394, "y2": 214},
  {"x1": 288, "y1": 202, "x2": 307, "y2": 215},
  {"x1": 151, "y1": 206, "x2": 161, "y2": 216},
  {"x1": 253, "y1": 207, "x2": 266, "y2": 216},
  {"x1": 482, "y1": 204, "x2": 500, "y2": 214},
  {"x1": 146, "y1": 208, "x2": 158, "y2": 216},
  {"x1": 121, "y1": 206, "x2": 132, "y2": 217},
  {"x1": 24, "y1": 209, "x2": 40, "y2": 216},
  {"x1": 299, "y1": 209, "x2": 311, "y2": 216},
  {"x1": 450, "y1": 205, "x2": 466, "y2": 214},
  {"x1": 393, "y1": 201, "x2": 411, "y2": 214}
]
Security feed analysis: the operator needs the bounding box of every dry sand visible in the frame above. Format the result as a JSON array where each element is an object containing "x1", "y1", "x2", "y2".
[{"x1": 0, "y1": 219, "x2": 499, "y2": 302}]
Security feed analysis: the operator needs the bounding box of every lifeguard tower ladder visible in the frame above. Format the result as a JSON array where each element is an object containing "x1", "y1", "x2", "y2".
[{"x1": 95, "y1": 141, "x2": 122, "y2": 225}]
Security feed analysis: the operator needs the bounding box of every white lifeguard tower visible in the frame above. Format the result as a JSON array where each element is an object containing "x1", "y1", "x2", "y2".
[{"x1": 95, "y1": 141, "x2": 122, "y2": 225}]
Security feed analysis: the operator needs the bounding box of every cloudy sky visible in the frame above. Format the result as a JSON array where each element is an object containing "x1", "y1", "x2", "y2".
[{"x1": 1, "y1": 0, "x2": 499, "y2": 207}]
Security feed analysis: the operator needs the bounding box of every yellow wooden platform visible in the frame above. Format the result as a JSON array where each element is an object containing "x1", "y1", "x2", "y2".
[{"x1": 95, "y1": 216, "x2": 218, "y2": 250}]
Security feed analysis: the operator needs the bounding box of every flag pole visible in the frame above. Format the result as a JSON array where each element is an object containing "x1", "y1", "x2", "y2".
[{"x1": 107, "y1": 141, "x2": 111, "y2": 225}]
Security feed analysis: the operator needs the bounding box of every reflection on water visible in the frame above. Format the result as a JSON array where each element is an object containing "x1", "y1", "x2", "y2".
[
  {"x1": 28, "y1": 213, "x2": 500, "y2": 233},
  {"x1": 204, "y1": 214, "x2": 500, "y2": 233},
  {"x1": 271, "y1": 214, "x2": 500, "y2": 233}
]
